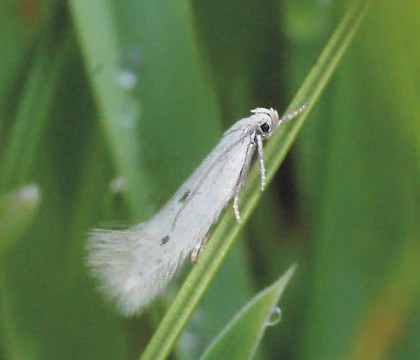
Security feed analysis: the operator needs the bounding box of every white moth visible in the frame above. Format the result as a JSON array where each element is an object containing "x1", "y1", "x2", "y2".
[{"x1": 87, "y1": 105, "x2": 307, "y2": 316}]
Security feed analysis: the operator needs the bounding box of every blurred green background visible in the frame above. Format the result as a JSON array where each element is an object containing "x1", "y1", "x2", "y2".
[{"x1": 0, "y1": 0, "x2": 418, "y2": 359}]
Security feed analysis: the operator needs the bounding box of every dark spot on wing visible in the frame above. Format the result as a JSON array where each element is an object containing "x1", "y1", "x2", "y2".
[
  {"x1": 160, "y1": 236, "x2": 170, "y2": 245},
  {"x1": 179, "y1": 190, "x2": 190, "y2": 203}
]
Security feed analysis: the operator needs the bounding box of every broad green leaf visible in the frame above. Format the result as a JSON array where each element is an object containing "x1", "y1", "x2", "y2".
[
  {"x1": 200, "y1": 266, "x2": 296, "y2": 360},
  {"x1": 140, "y1": 2, "x2": 371, "y2": 359}
]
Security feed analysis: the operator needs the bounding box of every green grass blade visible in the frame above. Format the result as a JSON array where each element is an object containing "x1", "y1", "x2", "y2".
[
  {"x1": 346, "y1": 237, "x2": 420, "y2": 360},
  {"x1": 68, "y1": 0, "x2": 148, "y2": 217},
  {"x1": 299, "y1": 2, "x2": 419, "y2": 358},
  {"x1": 0, "y1": 32, "x2": 71, "y2": 192},
  {"x1": 200, "y1": 266, "x2": 295, "y2": 360},
  {"x1": 0, "y1": 2, "x2": 59, "y2": 139},
  {"x1": 0, "y1": 185, "x2": 40, "y2": 258},
  {"x1": 140, "y1": 1, "x2": 371, "y2": 359}
]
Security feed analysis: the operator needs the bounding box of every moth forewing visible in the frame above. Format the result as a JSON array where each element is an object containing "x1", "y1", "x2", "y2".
[{"x1": 86, "y1": 106, "x2": 305, "y2": 316}]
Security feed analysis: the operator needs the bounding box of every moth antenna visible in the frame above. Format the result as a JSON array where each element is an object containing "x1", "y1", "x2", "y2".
[
  {"x1": 256, "y1": 133, "x2": 266, "y2": 191},
  {"x1": 279, "y1": 103, "x2": 308, "y2": 124}
]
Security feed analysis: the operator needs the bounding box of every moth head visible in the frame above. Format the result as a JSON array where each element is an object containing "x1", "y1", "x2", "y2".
[{"x1": 251, "y1": 107, "x2": 279, "y2": 139}]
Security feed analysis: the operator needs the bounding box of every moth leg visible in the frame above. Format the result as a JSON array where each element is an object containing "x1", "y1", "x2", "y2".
[
  {"x1": 233, "y1": 191, "x2": 242, "y2": 223},
  {"x1": 256, "y1": 133, "x2": 266, "y2": 191},
  {"x1": 191, "y1": 235, "x2": 209, "y2": 264},
  {"x1": 232, "y1": 137, "x2": 256, "y2": 224}
]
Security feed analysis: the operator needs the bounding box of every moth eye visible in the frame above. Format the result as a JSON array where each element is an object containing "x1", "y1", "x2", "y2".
[{"x1": 260, "y1": 122, "x2": 270, "y2": 133}]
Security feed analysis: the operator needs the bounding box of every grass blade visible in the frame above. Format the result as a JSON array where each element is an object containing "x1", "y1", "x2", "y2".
[
  {"x1": 200, "y1": 266, "x2": 295, "y2": 360},
  {"x1": 0, "y1": 184, "x2": 40, "y2": 257},
  {"x1": 69, "y1": 0, "x2": 148, "y2": 217},
  {"x1": 140, "y1": 1, "x2": 371, "y2": 359},
  {"x1": 0, "y1": 32, "x2": 71, "y2": 191}
]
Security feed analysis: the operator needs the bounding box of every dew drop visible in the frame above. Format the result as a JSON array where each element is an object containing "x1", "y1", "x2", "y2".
[
  {"x1": 19, "y1": 184, "x2": 40, "y2": 204},
  {"x1": 117, "y1": 69, "x2": 138, "y2": 90},
  {"x1": 110, "y1": 176, "x2": 126, "y2": 194},
  {"x1": 266, "y1": 307, "x2": 282, "y2": 327},
  {"x1": 116, "y1": 47, "x2": 142, "y2": 90}
]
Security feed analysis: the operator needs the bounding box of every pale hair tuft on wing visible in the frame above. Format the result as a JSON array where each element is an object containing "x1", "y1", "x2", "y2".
[{"x1": 86, "y1": 228, "x2": 180, "y2": 316}]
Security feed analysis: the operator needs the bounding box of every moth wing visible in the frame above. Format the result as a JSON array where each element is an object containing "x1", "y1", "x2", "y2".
[
  {"x1": 161, "y1": 128, "x2": 255, "y2": 235},
  {"x1": 87, "y1": 121, "x2": 256, "y2": 316},
  {"x1": 86, "y1": 225, "x2": 186, "y2": 316}
]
